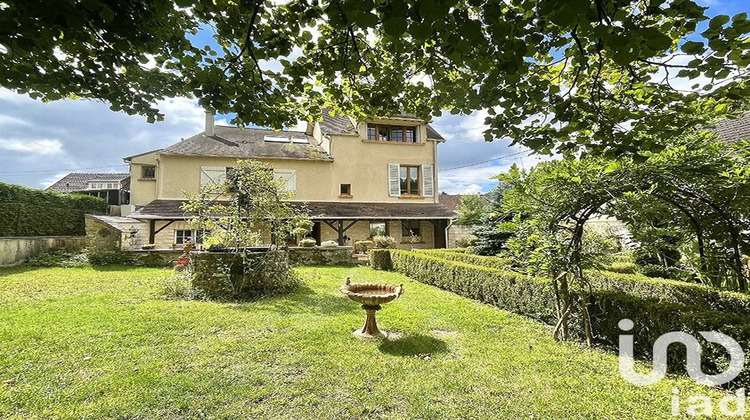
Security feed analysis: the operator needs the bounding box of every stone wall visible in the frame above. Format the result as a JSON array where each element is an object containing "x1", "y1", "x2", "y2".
[
  {"x1": 0, "y1": 236, "x2": 87, "y2": 266},
  {"x1": 447, "y1": 224, "x2": 477, "y2": 248},
  {"x1": 288, "y1": 246, "x2": 358, "y2": 266}
]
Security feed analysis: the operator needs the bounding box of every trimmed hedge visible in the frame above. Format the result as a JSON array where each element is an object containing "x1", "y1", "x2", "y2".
[
  {"x1": 389, "y1": 249, "x2": 556, "y2": 322},
  {"x1": 370, "y1": 249, "x2": 392, "y2": 270},
  {"x1": 0, "y1": 182, "x2": 106, "y2": 236},
  {"x1": 414, "y1": 249, "x2": 512, "y2": 270},
  {"x1": 606, "y1": 261, "x2": 638, "y2": 274},
  {"x1": 378, "y1": 249, "x2": 750, "y2": 388}
]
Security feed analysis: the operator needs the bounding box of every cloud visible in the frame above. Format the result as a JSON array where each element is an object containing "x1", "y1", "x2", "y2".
[
  {"x1": 0, "y1": 139, "x2": 63, "y2": 155},
  {"x1": 0, "y1": 88, "x2": 206, "y2": 188}
]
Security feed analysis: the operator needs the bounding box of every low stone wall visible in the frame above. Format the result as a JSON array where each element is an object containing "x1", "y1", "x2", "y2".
[
  {"x1": 126, "y1": 250, "x2": 184, "y2": 267},
  {"x1": 190, "y1": 250, "x2": 297, "y2": 300},
  {"x1": 288, "y1": 246, "x2": 359, "y2": 266},
  {"x1": 0, "y1": 236, "x2": 87, "y2": 266}
]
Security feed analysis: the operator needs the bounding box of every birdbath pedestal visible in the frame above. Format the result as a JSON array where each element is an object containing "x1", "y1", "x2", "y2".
[{"x1": 340, "y1": 278, "x2": 403, "y2": 339}]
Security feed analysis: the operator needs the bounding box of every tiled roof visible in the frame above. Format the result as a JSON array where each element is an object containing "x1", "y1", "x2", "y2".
[
  {"x1": 47, "y1": 173, "x2": 129, "y2": 193},
  {"x1": 438, "y1": 194, "x2": 462, "y2": 210},
  {"x1": 130, "y1": 199, "x2": 456, "y2": 220},
  {"x1": 712, "y1": 112, "x2": 750, "y2": 144},
  {"x1": 160, "y1": 126, "x2": 333, "y2": 161},
  {"x1": 319, "y1": 113, "x2": 357, "y2": 135}
]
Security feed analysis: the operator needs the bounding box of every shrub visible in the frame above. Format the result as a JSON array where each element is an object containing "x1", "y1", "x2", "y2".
[
  {"x1": 26, "y1": 251, "x2": 89, "y2": 268},
  {"x1": 86, "y1": 250, "x2": 129, "y2": 265},
  {"x1": 381, "y1": 248, "x2": 750, "y2": 388},
  {"x1": 389, "y1": 249, "x2": 556, "y2": 323},
  {"x1": 299, "y1": 238, "x2": 316, "y2": 247},
  {"x1": 370, "y1": 249, "x2": 392, "y2": 270},
  {"x1": 160, "y1": 270, "x2": 201, "y2": 300},
  {"x1": 0, "y1": 182, "x2": 106, "y2": 237},
  {"x1": 372, "y1": 235, "x2": 396, "y2": 248},
  {"x1": 354, "y1": 240, "x2": 375, "y2": 253},
  {"x1": 637, "y1": 263, "x2": 694, "y2": 282},
  {"x1": 414, "y1": 249, "x2": 512, "y2": 270},
  {"x1": 606, "y1": 261, "x2": 638, "y2": 274},
  {"x1": 190, "y1": 249, "x2": 299, "y2": 300}
]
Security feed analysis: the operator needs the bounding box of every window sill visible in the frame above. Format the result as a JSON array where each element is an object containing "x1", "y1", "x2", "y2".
[
  {"x1": 138, "y1": 178, "x2": 156, "y2": 182},
  {"x1": 399, "y1": 195, "x2": 424, "y2": 199},
  {"x1": 338, "y1": 194, "x2": 353, "y2": 198},
  {"x1": 361, "y1": 140, "x2": 424, "y2": 146}
]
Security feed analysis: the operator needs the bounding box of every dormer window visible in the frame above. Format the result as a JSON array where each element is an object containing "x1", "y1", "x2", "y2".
[{"x1": 366, "y1": 124, "x2": 417, "y2": 143}]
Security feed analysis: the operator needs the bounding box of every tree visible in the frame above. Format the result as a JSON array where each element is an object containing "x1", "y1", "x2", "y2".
[
  {"x1": 182, "y1": 159, "x2": 311, "y2": 249},
  {"x1": 455, "y1": 194, "x2": 489, "y2": 226},
  {"x1": 2, "y1": 1, "x2": 749, "y2": 154}
]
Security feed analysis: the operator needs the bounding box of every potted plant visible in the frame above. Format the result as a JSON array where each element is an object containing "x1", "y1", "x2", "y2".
[
  {"x1": 299, "y1": 238, "x2": 316, "y2": 247},
  {"x1": 320, "y1": 240, "x2": 338, "y2": 248},
  {"x1": 373, "y1": 235, "x2": 396, "y2": 249},
  {"x1": 183, "y1": 239, "x2": 195, "y2": 253}
]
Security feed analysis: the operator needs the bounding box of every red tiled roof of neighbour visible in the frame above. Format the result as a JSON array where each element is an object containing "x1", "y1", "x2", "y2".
[
  {"x1": 130, "y1": 199, "x2": 456, "y2": 220},
  {"x1": 47, "y1": 173, "x2": 130, "y2": 193}
]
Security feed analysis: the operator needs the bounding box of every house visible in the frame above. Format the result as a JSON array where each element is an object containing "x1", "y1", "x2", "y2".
[
  {"x1": 47, "y1": 173, "x2": 130, "y2": 208},
  {"x1": 94, "y1": 111, "x2": 456, "y2": 250}
]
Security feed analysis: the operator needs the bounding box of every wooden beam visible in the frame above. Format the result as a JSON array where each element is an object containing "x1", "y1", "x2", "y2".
[
  {"x1": 149, "y1": 220, "x2": 175, "y2": 245},
  {"x1": 337, "y1": 220, "x2": 344, "y2": 245}
]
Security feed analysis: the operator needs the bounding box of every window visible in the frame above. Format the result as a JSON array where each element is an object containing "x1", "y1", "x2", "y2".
[
  {"x1": 87, "y1": 181, "x2": 119, "y2": 190},
  {"x1": 366, "y1": 124, "x2": 417, "y2": 143},
  {"x1": 370, "y1": 221, "x2": 386, "y2": 237},
  {"x1": 175, "y1": 229, "x2": 209, "y2": 245},
  {"x1": 399, "y1": 166, "x2": 420, "y2": 196},
  {"x1": 340, "y1": 184, "x2": 352, "y2": 197},
  {"x1": 401, "y1": 221, "x2": 421, "y2": 237},
  {"x1": 200, "y1": 166, "x2": 227, "y2": 189},
  {"x1": 273, "y1": 169, "x2": 297, "y2": 193},
  {"x1": 174, "y1": 230, "x2": 193, "y2": 245},
  {"x1": 141, "y1": 165, "x2": 156, "y2": 179}
]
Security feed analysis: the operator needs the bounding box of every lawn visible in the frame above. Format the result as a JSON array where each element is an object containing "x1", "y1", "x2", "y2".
[{"x1": 0, "y1": 265, "x2": 731, "y2": 419}]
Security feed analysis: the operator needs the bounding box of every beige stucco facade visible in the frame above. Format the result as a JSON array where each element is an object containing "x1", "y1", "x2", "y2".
[
  {"x1": 127, "y1": 117, "x2": 439, "y2": 206},
  {"x1": 122, "y1": 115, "x2": 453, "y2": 250}
]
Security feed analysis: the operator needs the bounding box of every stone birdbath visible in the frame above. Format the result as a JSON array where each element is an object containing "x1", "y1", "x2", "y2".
[{"x1": 340, "y1": 277, "x2": 403, "y2": 339}]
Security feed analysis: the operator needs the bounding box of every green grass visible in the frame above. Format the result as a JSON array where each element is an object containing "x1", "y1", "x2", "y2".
[{"x1": 0, "y1": 265, "x2": 733, "y2": 419}]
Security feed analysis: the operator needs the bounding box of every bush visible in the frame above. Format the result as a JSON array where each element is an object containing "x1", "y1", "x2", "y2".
[
  {"x1": 299, "y1": 238, "x2": 316, "y2": 247},
  {"x1": 370, "y1": 249, "x2": 392, "y2": 270},
  {"x1": 86, "y1": 250, "x2": 129, "y2": 265},
  {"x1": 160, "y1": 270, "x2": 201, "y2": 300},
  {"x1": 372, "y1": 235, "x2": 396, "y2": 248},
  {"x1": 190, "y1": 249, "x2": 299, "y2": 300},
  {"x1": 380, "y1": 248, "x2": 750, "y2": 388},
  {"x1": 589, "y1": 290, "x2": 750, "y2": 389},
  {"x1": 389, "y1": 249, "x2": 556, "y2": 322},
  {"x1": 637, "y1": 263, "x2": 694, "y2": 282},
  {"x1": 606, "y1": 261, "x2": 638, "y2": 274},
  {"x1": 414, "y1": 249, "x2": 512, "y2": 270},
  {"x1": 354, "y1": 240, "x2": 375, "y2": 253},
  {"x1": 0, "y1": 182, "x2": 106, "y2": 237},
  {"x1": 26, "y1": 251, "x2": 89, "y2": 268}
]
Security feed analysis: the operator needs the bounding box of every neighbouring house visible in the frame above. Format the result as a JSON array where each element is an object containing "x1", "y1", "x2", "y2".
[
  {"x1": 47, "y1": 173, "x2": 130, "y2": 213},
  {"x1": 89, "y1": 111, "x2": 456, "y2": 251}
]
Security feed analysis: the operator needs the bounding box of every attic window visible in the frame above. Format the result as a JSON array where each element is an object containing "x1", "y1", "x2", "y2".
[
  {"x1": 264, "y1": 136, "x2": 290, "y2": 143},
  {"x1": 366, "y1": 124, "x2": 417, "y2": 143},
  {"x1": 291, "y1": 138, "x2": 309, "y2": 144}
]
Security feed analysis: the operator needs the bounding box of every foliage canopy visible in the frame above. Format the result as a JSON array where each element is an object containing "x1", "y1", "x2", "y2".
[{"x1": 2, "y1": 0, "x2": 749, "y2": 154}]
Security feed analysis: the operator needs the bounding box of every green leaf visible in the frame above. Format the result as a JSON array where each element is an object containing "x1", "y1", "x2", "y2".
[
  {"x1": 709, "y1": 15, "x2": 730, "y2": 29},
  {"x1": 680, "y1": 41, "x2": 704, "y2": 55}
]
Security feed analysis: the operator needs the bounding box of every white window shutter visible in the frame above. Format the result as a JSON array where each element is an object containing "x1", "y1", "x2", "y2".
[
  {"x1": 200, "y1": 166, "x2": 227, "y2": 188},
  {"x1": 273, "y1": 169, "x2": 297, "y2": 193},
  {"x1": 388, "y1": 163, "x2": 401, "y2": 197},
  {"x1": 422, "y1": 164, "x2": 434, "y2": 197}
]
